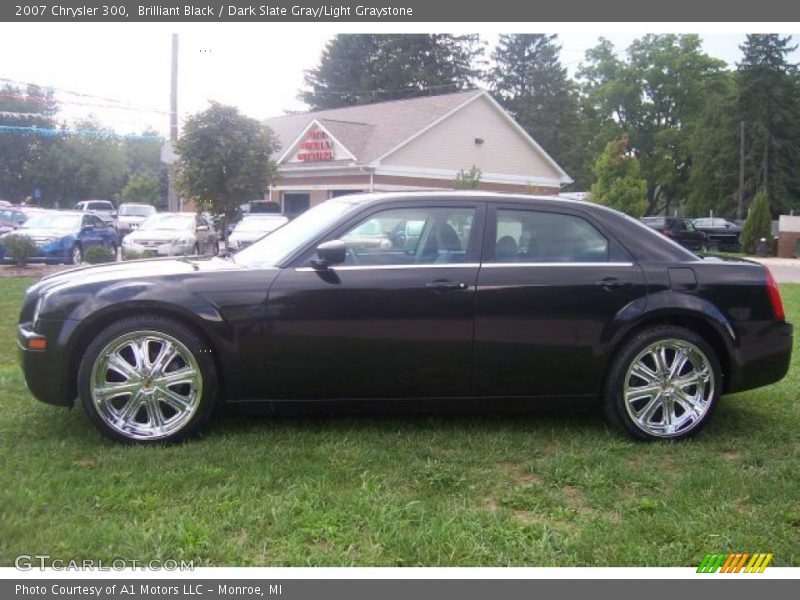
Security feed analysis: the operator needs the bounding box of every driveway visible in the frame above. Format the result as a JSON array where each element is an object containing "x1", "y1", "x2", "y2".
[{"x1": 747, "y1": 257, "x2": 800, "y2": 283}]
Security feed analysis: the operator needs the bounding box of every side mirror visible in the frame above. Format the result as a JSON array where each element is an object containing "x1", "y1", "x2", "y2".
[{"x1": 312, "y1": 240, "x2": 346, "y2": 269}]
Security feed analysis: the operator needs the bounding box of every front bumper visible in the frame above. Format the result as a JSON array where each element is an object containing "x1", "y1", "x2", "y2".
[
  {"x1": 122, "y1": 241, "x2": 192, "y2": 259},
  {"x1": 18, "y1": 320, "x2": 78, "y2": 407}
]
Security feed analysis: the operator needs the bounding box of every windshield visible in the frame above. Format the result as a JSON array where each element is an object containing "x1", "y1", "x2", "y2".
[
  {"x1": 234, "y1": 200, "x2": 360, "y2": 267},
  {"x1": 21, "y1": 213, "x2": 81, "y2": 230},
  {"x1": 138, "y1": 214, "x2": 193, "y2": 231},
  {"x1": 235, "y1": 217, "x2": 287, "y2": 232},
  {"x1": 119, "y1": 204, "x2": 156, "y2": 217}
]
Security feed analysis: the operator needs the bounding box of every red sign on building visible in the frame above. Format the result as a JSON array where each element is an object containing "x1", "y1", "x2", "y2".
[{"x1": 296, "y1": 129, "x2": 334, "y2": 162}]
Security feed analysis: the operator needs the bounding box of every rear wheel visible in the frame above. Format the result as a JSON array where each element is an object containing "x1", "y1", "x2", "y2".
[
  {"x1": 604, "y1": 326, "x2": 721, "y2": 441},
  {"x1": 77, "y1": 315, "x2": 217, "y2": 444}
]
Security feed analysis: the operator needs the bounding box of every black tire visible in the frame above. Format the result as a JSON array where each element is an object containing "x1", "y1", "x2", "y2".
[
  {"x1": 604, "y1": 325, "x2": 722, "y2": 441},
  {"x1": 69, "y1": 243, "x2": 82, "y2": 265},
  {"x1": 110, "y1": 243, "x2": 118, "y2": 261},
  {"x1": 77, "y1": 314, "x2": 218, "y2": 444}
]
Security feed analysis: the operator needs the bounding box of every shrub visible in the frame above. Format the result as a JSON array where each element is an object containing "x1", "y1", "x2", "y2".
[
  {"x1": 0, "y1": 234, "x2": 37, "y2": 267},
  {"x1": 741, "y1": 191, "x2": 772, "y2": 255},
  {"x1": 84, "y1": 246, "x2": 116, "y2": 264}
]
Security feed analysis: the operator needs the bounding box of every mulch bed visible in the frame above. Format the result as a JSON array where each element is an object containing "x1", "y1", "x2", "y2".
[{"x1": 0, "y1": 263, "x2": 74, "y2": 279}]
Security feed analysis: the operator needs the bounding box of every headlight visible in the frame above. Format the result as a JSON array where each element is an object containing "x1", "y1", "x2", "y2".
[{"x1": 122, "y1": 236, "x2": 134, "y2": 246}]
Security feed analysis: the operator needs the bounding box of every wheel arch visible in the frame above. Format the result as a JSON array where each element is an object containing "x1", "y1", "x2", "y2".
[{"x1": 66, "y1": 302, "x2": 228, "y2": 406}]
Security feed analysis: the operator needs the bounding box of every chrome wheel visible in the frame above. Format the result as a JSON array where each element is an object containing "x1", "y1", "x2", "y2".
[
  {"x1": 90, "y1": 330, "x2": 203, "y2": 441},
  {"x1": 623, "y1": 339, "x2": 715, "y2": 438},
  {"x1": 71, "y1": 245, "x2": 82, "y2": 264}
]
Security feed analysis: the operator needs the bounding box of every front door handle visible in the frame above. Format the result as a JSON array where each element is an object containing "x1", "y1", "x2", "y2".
[
  {"x1": 425, "y1": 279, "x2": 467, "y2": 292},
  {"x1": 595, "y1": 277, "x2": 633, "y2": 292}
]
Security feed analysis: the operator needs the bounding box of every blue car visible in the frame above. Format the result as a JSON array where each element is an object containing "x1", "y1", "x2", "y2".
[{"x1": 0, "y1": 211, "x2": 118, "y2": 264}]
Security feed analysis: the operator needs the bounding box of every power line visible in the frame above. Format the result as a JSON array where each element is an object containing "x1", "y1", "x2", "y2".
[{"x1": 0, "y1": 125, "x2": 162, "y2": 140}]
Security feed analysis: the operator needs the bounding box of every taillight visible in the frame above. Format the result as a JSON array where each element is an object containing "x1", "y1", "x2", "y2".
[{"x1": 765, "y1": 269, "x2": 785, "y2": 321}]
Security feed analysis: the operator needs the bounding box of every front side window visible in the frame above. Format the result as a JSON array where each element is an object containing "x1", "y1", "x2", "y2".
[
  {"x1": 492, "y1": 209, "x2": 609, "y2": 263},
  {"x1": 339, "y1": 207, "x2": 475, "y2": 266}
]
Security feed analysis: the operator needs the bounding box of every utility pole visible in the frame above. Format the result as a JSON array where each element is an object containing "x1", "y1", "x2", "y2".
[
  {"x1": 737, "y1": 120, "x2": 745, "y2": 221},
  {"x1": 167, "y1": 33, "x2": 179, "y2": 212}
]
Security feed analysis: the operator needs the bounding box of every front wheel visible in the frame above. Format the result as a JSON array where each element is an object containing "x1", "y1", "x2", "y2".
[
  {"x1": 604, "y1": 326, "x2": 721, "y2": 441},
  {"x1": 69, "y1": 244, "x2": 83, "y2": 265},
  {"x1": 77, "y1": 315, "x2": 218, "y2": 444}
]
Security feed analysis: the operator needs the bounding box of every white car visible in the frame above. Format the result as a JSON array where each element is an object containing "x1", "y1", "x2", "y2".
[
  {"x1": 116, "y1": 203, "x2": 157, "y2": 235},
  {"x1": 74, "y1": 200, "x2": 116, "y2": 224},
  {"x1": 122, "y1": 212, "x2": 218, "y2": 259},
  {"x1": 228, "y1": 214, "x2": 288, "y2": 251}
]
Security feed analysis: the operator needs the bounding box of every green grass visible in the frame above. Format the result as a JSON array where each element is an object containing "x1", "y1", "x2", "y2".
[{"x1": 1, "y1": 277, "x2": 798, "y2": 567}]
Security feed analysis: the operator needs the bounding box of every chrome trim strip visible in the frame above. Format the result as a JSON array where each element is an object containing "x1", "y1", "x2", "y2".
[
  {"x1": 481, "y1": 262, "x2": 634, "y2": 268},
  {"x1": 296, "y1": 263, "x2": 481, "y2": 272}
]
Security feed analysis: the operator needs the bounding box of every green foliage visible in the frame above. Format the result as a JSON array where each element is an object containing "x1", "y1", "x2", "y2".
[
  {"x1": 741, "y1": 191, "x2": 773, "y2": 254},
  {"x1": 118, "y1": 173, "x2": 161, "y2": 206},
  {"x1": 83, "y1": 246, "x2": 116, "y2": 264},
  {"x1": 490, "y1": 34, "x2": 581, "y2": 183},
  {"x1": 737, "y1": 34, "x2": 800, "y2": 215},
  {"x1": 301, "y1": 34, "x2": 485, "y2": 110},
  {"x1": 176, "y1": 102, "x2": 279, "y2": 231},
  {"x1": 454, "y1": 165, "x2": 481, "y2": 190},
  {"x1": 0, "y1": 234, "x2": 37, "y2": 267},
  {"x1": 578, "y1": 35, "x2": 727, "y2": 215},
  {"x1": 589, "y1": 136, "x2": 647, "y2": 217}
]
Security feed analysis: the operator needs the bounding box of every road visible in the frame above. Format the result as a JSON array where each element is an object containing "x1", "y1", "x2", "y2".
[{"x1": 747, "y1": 258, "x2": 800, "y2": 283}]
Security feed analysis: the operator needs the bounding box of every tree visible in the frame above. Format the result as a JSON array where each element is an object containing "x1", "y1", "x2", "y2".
[
  {"x1": 118, "y1": 173, "x2": 161, "y2": 206},
  {"x1": 175, "y1": 102, "x2": 280, "y2": 250},
  {"x1": 0, "y1": 83, "x2": 59, "y2": 202},
  {"x1": 578, "y1": 35, "x2": 726, "y2": 215},
  {"x1": 454, "y1": 165, "x2": 481, "y2": 189},
  {"x1": 490, "y1": 34, "x2": 581, "y2": 181},
  {"x1": 737, "y1": 34, "x2": 800, "y2": 215},
  {"x1": 589, "y1": 135, "x2": 647, "y2": 217},
  {"x1": 301, "y1": 34, "x2": 485, "y2": 110},
  {"x1": 741, "y1": 191, "x2": 772, "y2": 254}
]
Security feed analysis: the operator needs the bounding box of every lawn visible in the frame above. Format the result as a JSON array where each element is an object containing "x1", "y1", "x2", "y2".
[{"x1": 0, "y1": 277, "x2": 798, "y2": 567}]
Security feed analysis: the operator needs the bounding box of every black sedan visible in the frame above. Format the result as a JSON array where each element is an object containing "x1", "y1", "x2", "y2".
[
  {"x1": 641, "y1": 217, "x2": 707, "y2": 252},
  {"x1": 17, "y1": 193, "x2": 792, "y2": 444}
]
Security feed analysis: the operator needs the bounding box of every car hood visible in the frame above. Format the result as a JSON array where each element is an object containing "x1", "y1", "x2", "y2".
[
  {"x1": 29, "y1": 256, "x2": 245, "y2": 297},
  {"x1": 230, "y1": 230, "x2": 268, "y2": 243},
  {"x1": 126, "y1": 229, "x2": 191, "y2": 241},
  {"x1": 118, "y1": 215, "x2": 148, "y2": 224}
]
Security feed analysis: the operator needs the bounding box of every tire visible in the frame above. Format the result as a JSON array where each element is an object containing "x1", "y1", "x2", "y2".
[
  {"x1": 77, "y1": 315, "x2": 218, "y2": 444},
  {"x1": 110, "y1": 243, "x2": 118, "y2": 261},
  {"x1": 192, "y1": 243, "x2": 200, "y2": 256},
  {"x1": 604, "y1": 325, "x2": 721, "y2": 441},
  {"x1": 69, "y1": 244, "x2": 82, "y2": 265}
]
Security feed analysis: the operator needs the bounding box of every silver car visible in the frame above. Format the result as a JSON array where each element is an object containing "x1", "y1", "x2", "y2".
[
  {"x1": 121, "y1": 212, "x2": 218, "y2": 259},
  {"x1": 228, "y1": 214, "x2": 288, "y2": 251},
  {"x1": 116, "y1": 203, "x2": 156, "y2": 235}
]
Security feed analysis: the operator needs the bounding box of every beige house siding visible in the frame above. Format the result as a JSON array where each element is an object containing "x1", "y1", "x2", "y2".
[{"x1": 380, "y1": 95, "x2": 563, "y2": 182}]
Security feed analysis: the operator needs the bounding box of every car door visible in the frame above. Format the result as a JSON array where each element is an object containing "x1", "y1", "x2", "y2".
[
  {"x1": 258, "y1": 201, "x2": 485, "y2": 400},
  {"x1": 474, "y1": 204, "x2": 647, "y2": 398},
  {"x1": 78, "y1": 215, "x2": 103, "y2": 249}
]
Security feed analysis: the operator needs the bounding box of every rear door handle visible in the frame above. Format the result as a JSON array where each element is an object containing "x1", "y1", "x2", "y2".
[
  {"x1": 425, "y1": 279, "x2": 467, "y2": 292},
  {"x1": 595, "y1": 277, "x2": 633, "y2": 292}
]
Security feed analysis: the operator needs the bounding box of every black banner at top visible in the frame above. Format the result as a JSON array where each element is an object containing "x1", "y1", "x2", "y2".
[{"x1": 2, "y1": 0, "x2": 800, "y2": 22}]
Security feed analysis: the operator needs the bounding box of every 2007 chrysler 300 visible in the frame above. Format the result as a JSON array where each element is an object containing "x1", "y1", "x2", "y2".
[{"x1": 17, "y1": 192, "x2": 792, "y2": 443}]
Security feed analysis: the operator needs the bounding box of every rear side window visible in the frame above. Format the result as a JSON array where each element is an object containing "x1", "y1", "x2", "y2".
[{"x1": 492, "y1": 209, "x2": 610, "y2": 263}]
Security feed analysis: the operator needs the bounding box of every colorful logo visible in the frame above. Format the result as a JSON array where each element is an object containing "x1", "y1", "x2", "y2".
[{"x1": 697, "y1": 553, "x2": 773, "y2": 573}]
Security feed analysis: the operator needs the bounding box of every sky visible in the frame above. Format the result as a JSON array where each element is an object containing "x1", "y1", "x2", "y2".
[{"x1": 1, "y1": 23, "x2": 799, "y2": 138}]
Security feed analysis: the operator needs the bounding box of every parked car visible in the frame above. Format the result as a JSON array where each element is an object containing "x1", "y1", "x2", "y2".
[
  {"x1": 17, "y1": 192, "x2": 792, "y2": 444},
  {"x1": 116, "y1": 203, "x2": 157, "y2": 236},
  {"x1": 74, "y1": 199, "x2": 116, "y2": 225},
  {"x1": 228, "y1": 214, "x2": 289, "y2": 251},
  {"x1": 1, "y1": 210, "x2": 118, "y2": 264},
  {"x1": 641, "y1": 217, "x2": 707, "y2": 251},
  {"x1": 692, "y1": 218, "x2": 742, "y2": 252},
  {"x1": 0, "y1": 200, "x2": 13, "y2": 207},
  {"x1": 0, "y1": 207, "x2": 31, "y2": 234},
  {"x1": 121, "y1": 212, "x2": 218, "y2": 260}
]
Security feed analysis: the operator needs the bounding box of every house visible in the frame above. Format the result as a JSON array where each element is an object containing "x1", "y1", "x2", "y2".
[{"x1": 263, "y1": 90, "x2": 572, "y2": 217}]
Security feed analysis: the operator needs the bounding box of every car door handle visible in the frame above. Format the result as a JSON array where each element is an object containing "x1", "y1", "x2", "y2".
[
  {"x1": 595, "y1": 277, "x2": 633, "y2": 292},
  {"x1": 425, "y1": 280, "x2": 467, "y2": 292}
]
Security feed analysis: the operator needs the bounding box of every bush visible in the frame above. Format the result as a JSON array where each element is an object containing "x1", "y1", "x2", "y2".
[
  {"x1": 741, "y1": 191, "x2": 772, "y2": 255},
  {"x1": 84, "y1": 246, "x2": 116, "y2": 264},
  {"x1": 0, "y1": 234, "x2": 37, "y2": 267}
]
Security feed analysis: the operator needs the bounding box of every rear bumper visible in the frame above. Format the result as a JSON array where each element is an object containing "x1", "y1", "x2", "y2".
[
  {"x1": 18, "y1": 320, "x2": 77, "y2": 407},
  {"x1": 727, "y1": 321, "x2": 793, "y2": 393}
]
